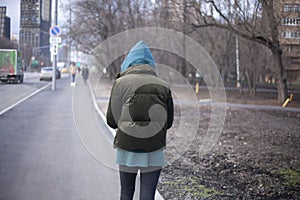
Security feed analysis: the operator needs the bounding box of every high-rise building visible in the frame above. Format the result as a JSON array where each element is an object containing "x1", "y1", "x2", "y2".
[
  {"x1": 4, "y1": 16, "x2": 11, "y2": 40},
  {"x1": 275, "y1": 0, "x2": 300, "y2": 84},
  {"x1": 0, "y1": 7, "x2": 7, "y2": 38},
  {"x1": 20, "y1": 0, "x2": 52, "y2": 59},
  {"x1": 0, "y1": 6, "x2": 11, "y2": 40}
]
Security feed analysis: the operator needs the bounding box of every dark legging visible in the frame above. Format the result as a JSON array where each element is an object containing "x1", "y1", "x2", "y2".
[
  {"x1": 71, "y1": 74, "x2": 76, "y2": 82},
  {"x1": 119, "y1": 166, "x2": 162, "y2": 200}
]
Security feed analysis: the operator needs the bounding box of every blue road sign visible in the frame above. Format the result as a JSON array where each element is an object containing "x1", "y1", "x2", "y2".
[{"x1": 50, "y1": 26, "x2": 61, "y2": 36}]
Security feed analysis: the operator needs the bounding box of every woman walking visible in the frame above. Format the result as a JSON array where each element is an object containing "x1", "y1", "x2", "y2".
[
  {"x1": 106, "y1": 41, "x2": 174, "y2": 200},
  {"x1": 69, "y1": 62, "x2": 77, "y2": 86}
]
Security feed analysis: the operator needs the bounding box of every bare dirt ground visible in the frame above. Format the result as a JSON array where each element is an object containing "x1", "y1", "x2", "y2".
[
  {"x1": 158, "y1": 106, "x2": 300, "y2": 200},
  {"x1": 91, "y1": 75, "x2": 300, "y2": 200},
  {"x1": 158, "y1": 87, "x2": 300, "y2": 200}
]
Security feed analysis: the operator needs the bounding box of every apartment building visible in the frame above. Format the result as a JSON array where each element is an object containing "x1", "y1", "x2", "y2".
[
  {"x1": 19, "y1": 0, "x2": 51, "y2": 59},
  {"x1": 275, "y1": 0, "x2": 300, "y2": 84},
  {"x1": 0, "y1": 6, "x2": 11, "y2": 40}
]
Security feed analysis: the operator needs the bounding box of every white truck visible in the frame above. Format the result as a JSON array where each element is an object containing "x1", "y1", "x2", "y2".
[{"x1": 0, "y1": 49, "x2": 24, "y2": 83}]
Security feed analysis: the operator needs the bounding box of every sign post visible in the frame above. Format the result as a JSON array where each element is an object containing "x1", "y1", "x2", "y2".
[
  {"x1": 50, "y1": 0, "x2": 59, "y2": 91},
  {"x1": 49, "y1": 23, "x2": 61, "y2": 91}
]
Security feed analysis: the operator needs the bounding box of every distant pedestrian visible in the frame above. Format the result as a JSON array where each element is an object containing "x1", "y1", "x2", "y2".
[
  {"x1": 82, "y1": 65, "x2": 89, "y2": 84},
  {"x1": 106, "y1": 41, "x2": 174, "y2": 200},
  {"x1": 69, "y1": 62, "x2": 76, "y2": 86}
]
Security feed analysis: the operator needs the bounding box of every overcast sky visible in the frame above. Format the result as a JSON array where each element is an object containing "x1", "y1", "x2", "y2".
[{"x1": 1, "y1": 0, "x2": 65, "y2": 35}]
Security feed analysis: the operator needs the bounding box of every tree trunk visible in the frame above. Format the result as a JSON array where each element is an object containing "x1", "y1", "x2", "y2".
[{"x1": 272, "y1": 49, "x2": 288, "y2": 103}]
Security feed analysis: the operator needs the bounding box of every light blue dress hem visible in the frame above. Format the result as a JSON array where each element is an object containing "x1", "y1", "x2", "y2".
[{"x1": 116, "y1": 148, "x2": 165, "y2": 167}]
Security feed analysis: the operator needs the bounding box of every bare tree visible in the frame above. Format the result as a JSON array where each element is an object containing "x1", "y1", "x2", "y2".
[
  {"x1": 62, "y1": 0, "x2": 156, "y2": 78},
  {"x1": 190, "y1": 0, "x2": 288, "y2": 102},
  {"x1": 190, "y1": 26, "x2": 236, "y2": 88},
  {"x1": 239, "y1": 38, "x2": 273, "y2": 96}
]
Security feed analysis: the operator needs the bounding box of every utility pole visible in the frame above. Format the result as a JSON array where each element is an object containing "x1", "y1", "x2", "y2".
[
  {"x1": 67, "y1": 0, "x2": 72, "y2": 70},
  {"x1": 234, "y1": 1, "x2": 241, "y2": 90},
  {"x1": 182, "y1": 0, "x2": 187, "y2": 78},
  {"x1": 235, "y1": 36, "x2": 241, "y2": 89},
  {"x1": 52, "y1": 0, "x2": 58, "y2": 91}
]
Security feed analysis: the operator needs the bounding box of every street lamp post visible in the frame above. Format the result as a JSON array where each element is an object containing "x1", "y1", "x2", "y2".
[{"x1": 67, "y1": 0, "x2": 72, "y2": 70}]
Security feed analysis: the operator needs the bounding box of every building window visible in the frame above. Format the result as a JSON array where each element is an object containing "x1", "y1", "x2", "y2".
[
  {"x1": 283, "y1": 31, "x2": 300, "y2": 39},
  {"x1": 283, "y1": 4, "x2": 300, "y2": 12},
  {"x1": 287, "y1": 57, "x2": 300, "y2": 65},
  {"x1": 284, "y1": 45, "x2": 300, "y2": 53},
  {"x1": 283, "y1": 18, "x2": 300, "y2": 26},
  {"x1": 35, "y1": 35, "x2": 39, "y2": 46}
]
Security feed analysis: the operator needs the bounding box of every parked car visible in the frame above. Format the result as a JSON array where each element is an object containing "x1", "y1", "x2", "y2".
[
  {"x1": 40, "y1": 67, "x2": 60, "y2": 81},
  {"x1": 60, "y1": 67, "x2": 69, "y2": 73}
]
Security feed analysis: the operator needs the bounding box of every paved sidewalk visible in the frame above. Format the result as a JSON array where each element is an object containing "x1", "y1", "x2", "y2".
[
  {"x1": 87, "y1": 76, "x2": 164, "y2": 200},
  {"x1": 73, "y1": 77, "x2": 121, "y2": 199}
]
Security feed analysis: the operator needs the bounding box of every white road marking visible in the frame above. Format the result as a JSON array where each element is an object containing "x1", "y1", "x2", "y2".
[{"x1": 0, "y1": 83, "x2": 51, "y2": 116}]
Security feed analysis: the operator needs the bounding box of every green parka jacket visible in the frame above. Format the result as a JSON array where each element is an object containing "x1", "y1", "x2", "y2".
[{"x1": 106, "y1": 64, "x2": 174, "y2": 152}]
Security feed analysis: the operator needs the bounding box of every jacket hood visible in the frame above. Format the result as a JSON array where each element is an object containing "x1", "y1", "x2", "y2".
[{"x1": 120, "y1": 41, "x2": 155, "y2": 72}]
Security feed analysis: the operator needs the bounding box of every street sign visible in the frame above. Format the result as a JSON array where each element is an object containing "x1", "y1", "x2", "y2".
[
  {"x1": 50, "y1": 36, "x2": 62, "y2": 44},
  {"x1": 49, "y1": 25, "x2": 61, "y2": 36},
  {"x1": 50, "y1": 44, "x2": 58, "y2": 56}
]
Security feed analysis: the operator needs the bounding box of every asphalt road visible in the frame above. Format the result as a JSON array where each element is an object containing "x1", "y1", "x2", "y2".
[
  {"x1": 0, "y1": 72, "x2": 49, "y2": 112},
  {"x1": 0, "y1": 76, "x2": 120, "y2": 200}
]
